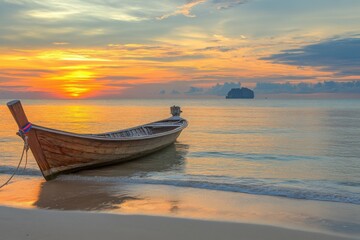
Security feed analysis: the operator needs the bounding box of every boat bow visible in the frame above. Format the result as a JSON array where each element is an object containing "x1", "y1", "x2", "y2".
[{"x1": 7, "y1": 100, "x2": 187, "y2": 180}]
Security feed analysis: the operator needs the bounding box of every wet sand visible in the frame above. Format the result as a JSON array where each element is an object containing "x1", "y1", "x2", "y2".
[
  {"x1": 1, "y1": 206, "x2": 358, "y2": 240},
  {"x1": 0, "y1": 176, "x2": 359, "y2": 239}
]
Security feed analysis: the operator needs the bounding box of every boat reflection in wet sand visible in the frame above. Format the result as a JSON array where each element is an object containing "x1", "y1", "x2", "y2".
[{"x1": 34, "y1": 143, "x2": 189, "y2": 211}]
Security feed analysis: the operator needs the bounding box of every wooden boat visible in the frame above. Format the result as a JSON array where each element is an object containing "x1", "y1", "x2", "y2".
[{"x1": 7, "y1": 100, "x2": 188, "y2": 180}]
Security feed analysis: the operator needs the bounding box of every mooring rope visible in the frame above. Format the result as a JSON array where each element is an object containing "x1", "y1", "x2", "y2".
[{"x1": 0, "y1": 131, "x2": 30, "y2": 189}]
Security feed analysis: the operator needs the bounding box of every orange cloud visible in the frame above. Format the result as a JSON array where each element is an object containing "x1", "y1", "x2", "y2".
[
  {"x1": 0, "y1": 34, "x2": 347, "y2": 99},
  {"x1": 157, "y1": 0, "x2": 207, "y2": 20}
]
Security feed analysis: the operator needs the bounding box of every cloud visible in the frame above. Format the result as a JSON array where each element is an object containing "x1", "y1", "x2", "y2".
[
  {"x1": 212, "y1": 0, "x2": 248, "y2": 10},
  {"x1": 206, "y1": 82, "x2": 241, "y2": 95},
  {"x1": 53, "y1": 42, "x2": 69, "y2": 45},
  {"x1": 0, "y1": 1, "x2": 179, "y2": 47},
  {"x1": 171, "y1": 89, "x2": 181, "y2": 95},
  {"x1": 0, "y1": 90, "x2": 53, "y2": 99},
  {"x1": 255, "y1": 81, "x2": 360, "y2": 94},
  {"x1": 157, "y1": 0, "x2": 206, "y2": 20},
  {"x1": 0, "y1": 85, "x2": 29, "y2": 90},
  {"x1": 97, "y1": 75, "x2": 141, "y2": 81},
  {"x1": 113, "y1": 81, "x2": 243, "y2": 98},
  {"x1": 158, "y1": 0, "x2": 248, "y2": 20},
  {"x1": 133, "y1": 54, "x2": 206, "y2": 62},
  {"x1": 0, "y1": 83, "x2": 54, "y2": 98},
  {"x1": 0, "y1": 68, "x2": 54, "y2": 78},
  {"x1": 262, "y1": 37, "x2": 360, "y2": 76},
  {"x1": 184, "y1": 82, "x2": 241, "y2": 96},
  {"x1": 185, "y1": 86, "x2": 204, "y2": 95},
  {"x1": 0, "y1": 0, "x2": 251, "y2": 48},
  {"x1": 199, "y1": 46, "x2": 238, "y2": 52},
  {"x1": 22, "y1": 0, "x2": 151, "y2": 22}
]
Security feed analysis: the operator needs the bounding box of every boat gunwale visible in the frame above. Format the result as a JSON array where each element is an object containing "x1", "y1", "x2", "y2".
[{"x1": 31, "y1": 118, "x2": 188, "y2": 142}]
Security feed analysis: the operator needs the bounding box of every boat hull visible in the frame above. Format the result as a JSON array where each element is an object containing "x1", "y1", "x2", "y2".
[
  {"x1": 7, "y1": 100, "x2": 187, "y2": 181},
  {"x1": 33, "y1": 127, "x2": 183, "y2": 180}
]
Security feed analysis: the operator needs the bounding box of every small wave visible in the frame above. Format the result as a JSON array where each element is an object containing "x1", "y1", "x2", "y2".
[
  {"x1": 209, "y1": 129, "x2": 290, "y2": 135},
  {"x1": 0, "y1": 166, "x2": 42, "y2": 176},
  {"x1": 337, "y1": 181, "x2": 360, "y2": 187},
  {"x1": 189, "y1": 151, "x2": 318, "y2": 161},
  {"x1": 59, "y1": 174, "x2": 360, "y2": 205},
  {"x1": 0, "y1": 137, "x2": 18, "y2": 142}
]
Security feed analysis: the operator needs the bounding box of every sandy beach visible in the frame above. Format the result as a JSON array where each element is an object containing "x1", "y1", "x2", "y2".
[{"x1": 1, "y1": 206, "x2": 357, "y2": 240}]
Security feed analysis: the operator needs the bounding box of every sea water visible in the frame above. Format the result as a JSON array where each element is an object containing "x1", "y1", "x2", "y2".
[{"x1": 0, "y1": 99, "x2": 359, "y2": 236}]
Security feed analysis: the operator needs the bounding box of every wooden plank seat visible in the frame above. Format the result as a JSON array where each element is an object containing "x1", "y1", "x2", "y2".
[{"x1": 103, "y1": 126, "x2": 154, "y2": 139}]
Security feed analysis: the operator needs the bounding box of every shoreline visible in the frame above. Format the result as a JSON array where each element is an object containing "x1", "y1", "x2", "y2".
[
  {"x1": 0, "y1": 206, "x2": 357, "y2": 240},
  {"x1": 0, "y1": 177, "x2": 359, "y2": 238}
]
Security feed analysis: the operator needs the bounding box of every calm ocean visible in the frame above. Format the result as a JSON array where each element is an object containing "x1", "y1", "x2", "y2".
[{"x1": 1, "y1": 99, "x2": 360, "y2": 205}]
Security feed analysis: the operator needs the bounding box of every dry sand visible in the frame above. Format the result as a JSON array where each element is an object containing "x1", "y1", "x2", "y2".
[{"x1": 0, "y1": 206, "x2": 357, "y2": 240}]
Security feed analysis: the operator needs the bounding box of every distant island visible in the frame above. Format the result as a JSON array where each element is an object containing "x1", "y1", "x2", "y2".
[{"x1": 226, "y1": 87, "x2": 254, "y2": 99}]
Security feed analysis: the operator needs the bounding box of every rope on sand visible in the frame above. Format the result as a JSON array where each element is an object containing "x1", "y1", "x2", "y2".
[{"x1": 0, "y1": 132, "x2": 29, "y2": 189}]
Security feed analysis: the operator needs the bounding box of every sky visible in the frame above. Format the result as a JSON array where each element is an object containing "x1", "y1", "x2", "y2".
[{"x1": 0, "y1": 0, "x2": 359, "y2": 99}]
